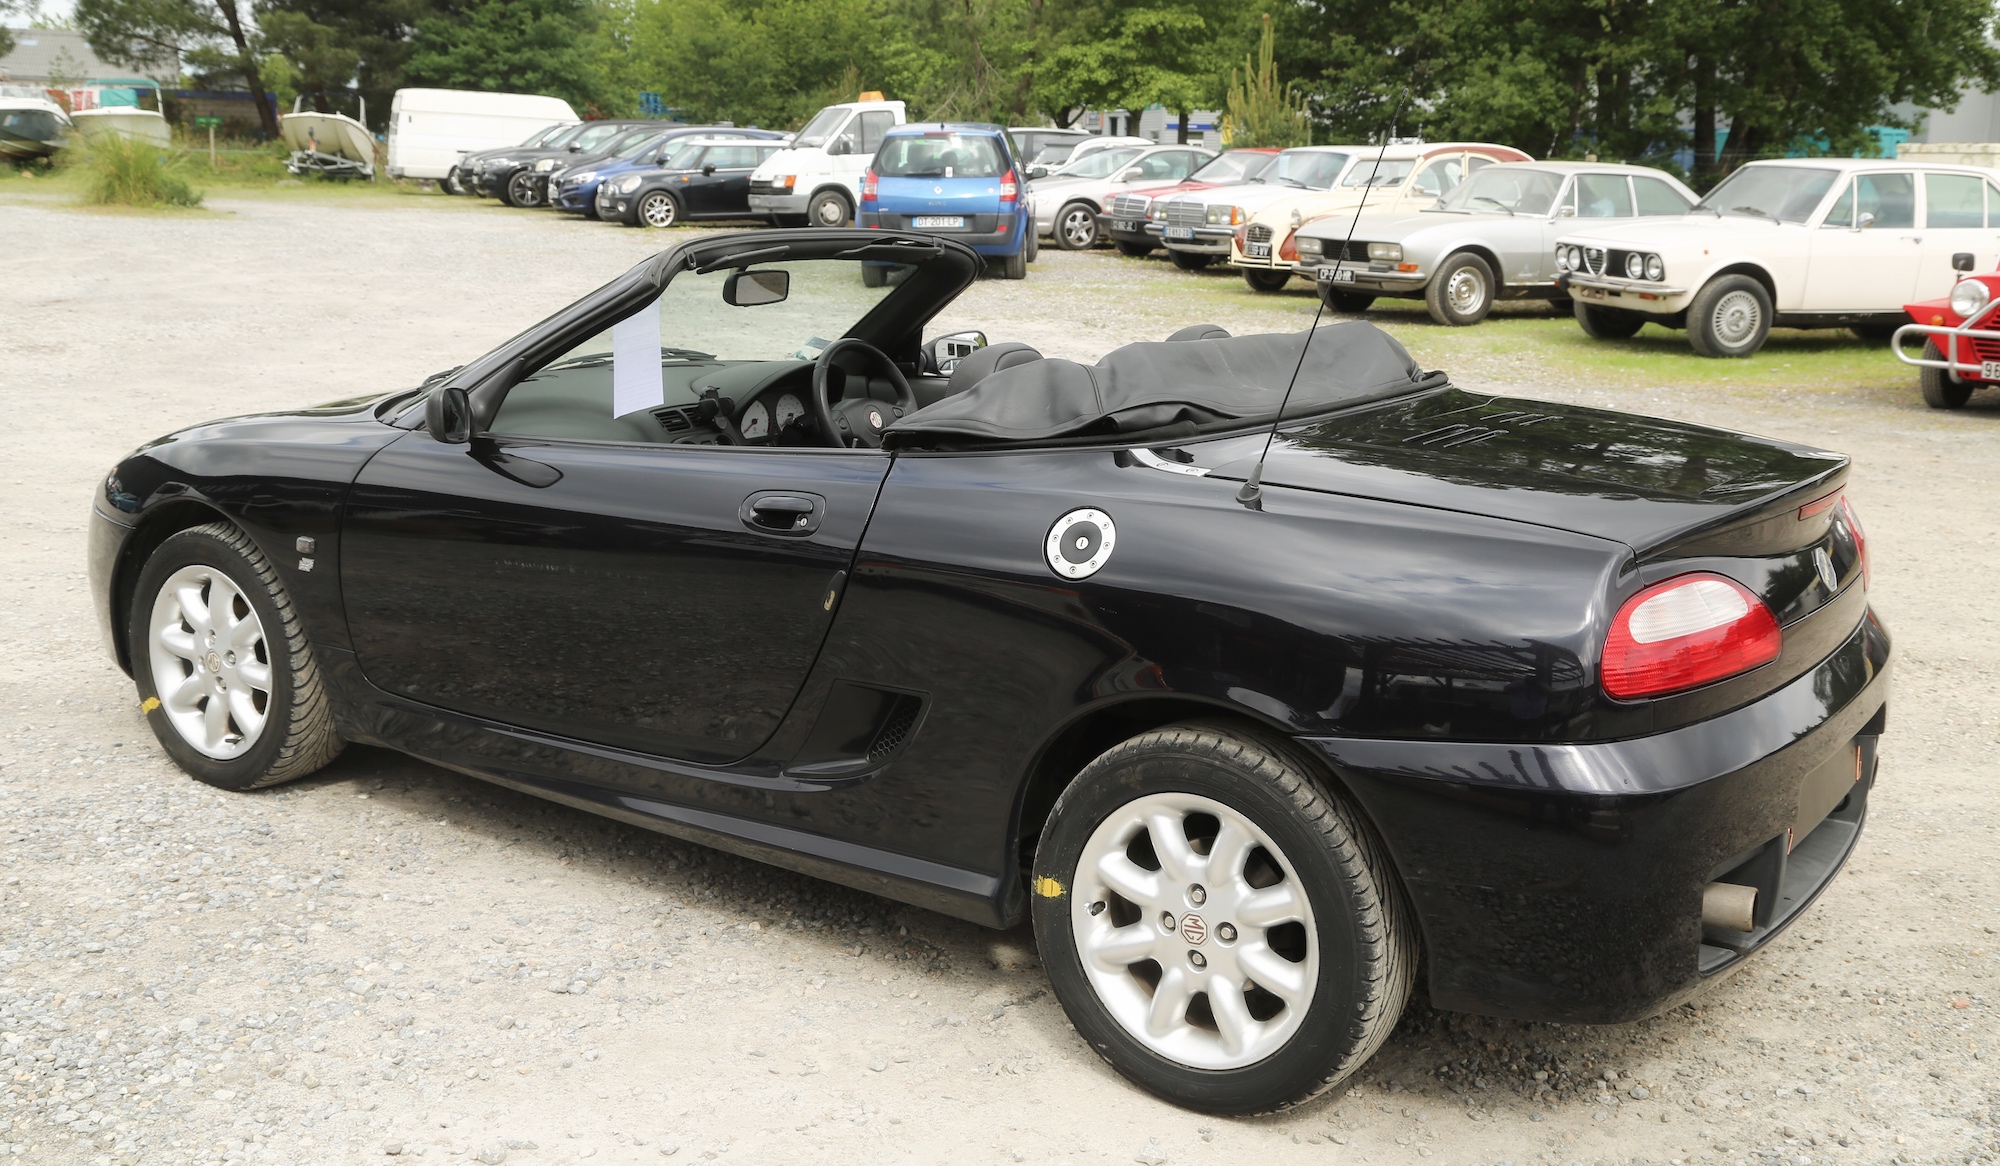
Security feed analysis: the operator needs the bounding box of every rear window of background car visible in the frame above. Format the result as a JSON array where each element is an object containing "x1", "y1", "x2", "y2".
[
  {"x1": 1921, "y1": 173, "x2": 2000, "y2": 228},
  {"x1": 1633, "y1": 176, "x2": 1691, "y2": 215},
  {"x1": 876, "y1": 134, "x2": 1009, "y2": 178}
]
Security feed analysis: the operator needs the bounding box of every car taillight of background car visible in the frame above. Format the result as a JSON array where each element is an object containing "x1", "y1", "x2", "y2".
[{"x1": 1602, "y1": 573, "x2": 1783, "y2": 699}]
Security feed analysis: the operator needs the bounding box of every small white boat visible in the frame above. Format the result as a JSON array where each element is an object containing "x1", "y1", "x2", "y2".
[
  {"x1": 70, "y1": 107, "x2": 172, "y2": 147},
  {"x1": 0, "y1": 94, "x2": 72, "y2": 161},
  {"x1": 280, "y1": 105, "x2": 376, "y2": 179}
]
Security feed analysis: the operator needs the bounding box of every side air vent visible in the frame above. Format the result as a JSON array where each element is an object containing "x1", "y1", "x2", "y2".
[
  {"x1": 868, "y1": 696, "x2": 922, "y2": 762},
  {"x1": 652, "y1": 407, "x2": 693, "y2": 432},
  {"x1": 785, "y1": 683, "x2": 929, "y2": 782}
]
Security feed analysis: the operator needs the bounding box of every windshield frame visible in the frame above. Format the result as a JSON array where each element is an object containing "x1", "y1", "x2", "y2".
[
  {"x1": 1693, "y1": 164, "x2": 1842, "y2": 224},
  {"x1": 1058, "y1": 147, "x2": 1144, "y2": 180},
  {"x1": 1264, "y1": 149, "x2": 1354, "y2": 191},
  {"x1": 793, "y1": 107, "x2": 850, "y2": 149}
]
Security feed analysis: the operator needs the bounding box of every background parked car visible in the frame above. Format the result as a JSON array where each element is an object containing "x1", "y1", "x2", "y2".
[
  {"x1": 531, "y1": 122, "x2": 691, "y2": 208},
  {"x1": 1292, "y1": 161, "x2": 1696, "y2": 323},
  {"x1": 1025, "y1": 135, "x2": 1151, "y2": 179},
  {"x1": 1558, "y1": 158, "x2": 2000, "y2": 356},
  {"x1": 553, "y1": 126, "x2": 787, "y2": 217},
  {"x1": 473, "y1": 119, "x2": 674, "y2": 207},
  {"x1": 1230, "y1": 142, "x2": 1532, "y2": 292},
  {"x1": 444, "y1": 122, "x2": 571, "y2": 195},
  {"x1": 1101, "y1": 148, "x2": 1279, "y2": 261},
  {"x1": 1894, "y1": 258, "x2": 2000, "y2": 408},
  {"x1": 1156, "y1": 146, "x2": 1360, "y2": 272},
  {"x1": 860, "y1": 123, "x2": 1034, "y2": 279},
  {"x1": 598, "y1": 139, "x2": 792, "y2": 228},
  {"x1": 385, "y1": 88, "x2": 578, "y2": 184},
  {"x1": 748, "y1": 98, "x2": 906, "y2": 227},
  {"x1": 1032, "y1": 142, "x2": 1214, "y2": 249},
  {"x1": 1008, "y1": 126, "x2": 1093, "y2": 167}
]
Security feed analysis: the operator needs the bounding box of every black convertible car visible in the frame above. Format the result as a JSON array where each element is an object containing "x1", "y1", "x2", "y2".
[{"x1": 90, "y1": 229, "x2": 1888, "y2": 1114}]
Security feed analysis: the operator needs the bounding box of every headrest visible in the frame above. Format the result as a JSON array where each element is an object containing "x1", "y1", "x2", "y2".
[
  {"x1": 1165, "y1": 324, "x2": 1232, "y2": 342},
  {"x1": 947, "y1": 341, "x2": 1044, "y2": 395}
]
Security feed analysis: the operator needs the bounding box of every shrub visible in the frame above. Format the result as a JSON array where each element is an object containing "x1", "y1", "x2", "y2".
[{"x1": 68, "y1": 131, "x2": 204, "y2": 208}]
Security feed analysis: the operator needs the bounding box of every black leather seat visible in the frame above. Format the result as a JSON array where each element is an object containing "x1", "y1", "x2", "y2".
[{"x1": 946, "y1": 342, "x2": 1045, "y2": 395}]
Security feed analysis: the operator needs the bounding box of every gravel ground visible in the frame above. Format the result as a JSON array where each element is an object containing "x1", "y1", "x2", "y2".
[{"x1": 2, "y1": 190, "x2": 1996, "y2": 1166}]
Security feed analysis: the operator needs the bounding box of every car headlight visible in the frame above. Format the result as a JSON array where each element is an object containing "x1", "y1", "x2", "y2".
[
  {"x1": 533, "y1": 159, "x2": 556, "y2": 172},
  {"x1": 1205, "y1": 205, "x2": 1240, "y2": 226},
  {"x1": 1555, "y1": 246, "x2": 1571, "y2": 272},
  {"x1": 568, "y1": 170, "x2": 596, "y2": 185},
  {"x1": 1565, "y1": 245, "x2": 1586, "y2": 271},
  {"x1": 1624, "y1": 252, "x2": 1645, "y2": 279},
  {"x1": 1296, "y1": 237, "x2": 1323, "y2": 261},
  {"x1": 773, "y1": 175, "x2": 796, "y2": 190},
  {"x1": 1644, "y1": 254, "x2": 1664, "y2": 281},
  {"x1": 613, "y1": 175, "x2": 643, "y2": 194},
  {"x1": 1950, "y1": 278, "x2": 1992, "y2": 318},
  {"x1": 1367, "y1": 243, "x2": 1402, "y2": 262}
]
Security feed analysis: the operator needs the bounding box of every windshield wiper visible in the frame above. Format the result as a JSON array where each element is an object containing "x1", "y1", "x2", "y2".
[
  {"x1": 898, "y1": 169, "x2": 948, "y2": 178},
  {"x1": 1471, "y1": 195, "x2": 1516, "y2": 216},
  {"x1": 1727, "y1": 205, "x2": 1782, "y2": 223},
  {"x1": 1275, "y1": 177, "x2": 1309, "y2": 188}
]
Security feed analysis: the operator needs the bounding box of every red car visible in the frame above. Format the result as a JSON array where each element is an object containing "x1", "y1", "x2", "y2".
[
  {"x1": 1896, "y1": 256, "x2": 2000, "y2": 408},
  {"x1": 1098, "y1": 149, "x2": 1280, "y2": 263}
]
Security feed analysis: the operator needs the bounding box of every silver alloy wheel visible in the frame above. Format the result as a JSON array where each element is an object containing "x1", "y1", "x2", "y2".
[
  {"x1": 1711, "y1": 289, "x2": 1762, "y2": 346},
  {"x1": 1445, "y1": 265, "x2": 1487, "y2": 315},
  {"x1": 1060, "y1": 206, "x2": 1096, "y2": 248},
  {"x1": 812, "y1": 194, "x2": 848, "y2": 226},
  {"x1": 147, "y1": 564, "x2": 271, "y2": 759},
  {"x1": 1070, "y1": 791, "x2": 1319, "y2": 1070},
  {"x1": 640, "y1": 192, "x2": 676, "y2": 228}
]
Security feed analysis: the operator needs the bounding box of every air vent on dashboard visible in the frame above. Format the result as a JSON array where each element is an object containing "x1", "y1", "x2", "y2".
[{"x1": 652, "y1": 406, "x2": 693, "y2": 432}]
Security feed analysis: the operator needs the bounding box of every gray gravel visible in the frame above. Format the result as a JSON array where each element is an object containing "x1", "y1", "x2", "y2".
[{"x1": 2, "y1": 187, "x2": 1996, "y2": 1166}]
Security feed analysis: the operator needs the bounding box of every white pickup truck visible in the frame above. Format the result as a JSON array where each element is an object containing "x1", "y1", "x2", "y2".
[{"x1": 748, "y1": 98, "x2": 906, "y2": 227}]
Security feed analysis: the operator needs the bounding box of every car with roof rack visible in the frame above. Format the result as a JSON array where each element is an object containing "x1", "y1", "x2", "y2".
[
  {"x1": 1289, "y1": 161, "x2": 1696, "y2": 323},
  {"x1": 1557, "y1": 157, "x2": 2000, "y2": 356},
  {"x1": 1100, "y1": 149, "x2": 1280, "y2": 263}
]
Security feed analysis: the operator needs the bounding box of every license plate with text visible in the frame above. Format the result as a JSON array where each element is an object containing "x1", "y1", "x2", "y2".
[
  {"x1": 1317, "y1": 266, "x2": 1356, "y2": 283},
  {"x1": 1982, "y1": 360, "x2": 2000, "y2": 379},
  {"x1": 912, "y1": 216, "x2": 965, "y2": 229},
  {"x1": 1246, "y1": 242, "x2": 1271, "y2": 258},
  {"x1": 1164, "y1": 226, "x2": 1195, "y2": 240},
  {"x1": 1115, "y1": 219, "x2": 1143, "y2": 232}
]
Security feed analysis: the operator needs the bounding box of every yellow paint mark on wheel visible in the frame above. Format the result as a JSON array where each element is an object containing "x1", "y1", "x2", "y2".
[
  {"x1": 1033, "y1": 876, "x2": 1065, "y2": 899},
  {"x1": 141, "y1": 697, "x2": 160, "y2": 713}
]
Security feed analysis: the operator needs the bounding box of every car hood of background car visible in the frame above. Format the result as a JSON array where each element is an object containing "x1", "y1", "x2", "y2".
[
  {"x1": 1174, "y1": 183, "x2": 1311, "y2": 213},
  {"x1": 1300, "y1": 208, "x2": 1514, "y2": 244},
  {"x1": 1556, "y1": 213, "x2": 1801, "y2": 249}
]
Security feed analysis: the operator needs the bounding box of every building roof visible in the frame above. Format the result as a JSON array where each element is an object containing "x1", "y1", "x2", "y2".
[{"x1": 0, "y1": 28, "x2": 177, "y2": 85}]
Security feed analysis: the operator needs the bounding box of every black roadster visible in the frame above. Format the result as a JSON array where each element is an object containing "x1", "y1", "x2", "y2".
[{"x1": 89, "y1": 229, "x2": 1888, "y2": 1114}]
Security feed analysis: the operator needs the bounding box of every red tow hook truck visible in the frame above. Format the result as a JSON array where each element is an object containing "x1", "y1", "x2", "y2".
[{"x1": 1894, "y1": 251, "x2": 2000, "y2": 409}]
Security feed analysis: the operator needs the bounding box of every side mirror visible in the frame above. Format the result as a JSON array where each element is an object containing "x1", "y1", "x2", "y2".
[
  {"x1": 1026, "y1": 164, "x2": 1048, "y2": 180},
  {"x1": 827, "y1": 139, "x2": 850, "y2": 156},
  {"x1": 1953, "y1": 251, "x2": 1975, "y2": 272},
  {"x1": 1118, "y1": 168, "x2": 1143, "y2": 182},
  {"x1": 1557, "y1": 204, "x2": 1576, "y2": 217},
  {"x1": 724, "y1": 268, "x2": 791, "y2": 306},
  {"x1": 1856, "y1": 211, "x2": 1876, "y2": 230},
  {"x1": 702, "y1": 163, "x2": 716, "y2": 176},
  {"x1": 925, "y1": 331, "x2": 987, "y2": 375},
  {"x1": 426, "y1": 386, "x2": 471, "y2": 444}
]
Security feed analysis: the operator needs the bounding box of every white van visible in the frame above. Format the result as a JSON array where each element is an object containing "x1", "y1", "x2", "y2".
[
  {"x1": 747, "y1": 98, "x2": 906, "y2": 226},
  {"x1": 385, "y1": 88, "x2": 579, "y2": 181}
]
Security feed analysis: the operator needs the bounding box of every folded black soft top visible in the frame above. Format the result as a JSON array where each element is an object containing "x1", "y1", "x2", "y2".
[{"x1": 884, "y1": 322, "x2": 1443, "y2": 448}]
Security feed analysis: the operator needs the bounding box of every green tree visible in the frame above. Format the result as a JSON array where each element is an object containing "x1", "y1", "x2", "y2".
[
  {"x1": 1221, "y1": 13, "x2": 1308, "y2": 147},
  {"x1": 408, "y1": 0, "x2": 615, "y2": 114},
  {"x1": 76, "y1": 0, "x2": 282, "y2": 136},
  {"x1": 255, "y1": 0, "x2": 431, "y2": 127}
]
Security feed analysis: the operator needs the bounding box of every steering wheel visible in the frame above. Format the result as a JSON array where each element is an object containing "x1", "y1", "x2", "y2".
[{"x1": 810, "y1": 338, "x2": 917, "y2": 449}]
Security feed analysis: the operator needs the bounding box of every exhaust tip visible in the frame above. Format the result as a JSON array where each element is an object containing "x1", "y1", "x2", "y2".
[{"x1": 1702, "y1": 881, "x2": 1757, "y2": 932}]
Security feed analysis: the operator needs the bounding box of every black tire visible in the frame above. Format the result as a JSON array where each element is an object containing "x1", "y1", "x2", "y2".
[
  {"x1": 861, "y1": 263, "x2": 887, "y2": 288},
  {"x1": 1025, "y1": 228, "x2": 1039, "y2": 264},
  {"x1": 1920, "y1": 339, "x2": 1974, "y2": 408},
  {"x1": 1424, "y1": 250, "x2": 1495, "y2": 326},
  {"x1": 1317, "y1": 288, "x2": 1375, "y2": 313},
  {"x1": 1547, "y1": 296, "x2": 1574, "y2": 315},
  {"x1": 636, "y1": 189, "x2": 680, "y2": 229},
  {"x1": 999, "y1": 249, "x2": 1028, "y2": 280},
  {"x1": 1031, "y1": 721, "x2": 1414, "y2": 1115},
  {"x1": 1574, "y1": 301, "x2": 1646, "y2": 339},
  {"x1": 129, "y1": 522, "x2": 344, "y2": 792},
  {"x1": 1168, "y1": 250, "x2": 1213, "y2": 272},
  {"x1": 503, "y1": 170, "x2": 542, "y2": 208},
  {"x1": 1850, "y1": 322, "x2": 1901, "y2": 343},
  {"x1": 1115, "y1": 240, "x2": 1153, "y2": 258},
  {"x1": 1686, "y1": 274, "x2": 1772, "y2": 358},
  {"x1": 1241, "y1": 267, "x2": 1291, "y2": 293},
  {"x1": 807, "y1": 189, "x2": 851, "y2": 228},
  {"x1": 1055, "y1": 201, "x2": 1099, "y2": 250}
]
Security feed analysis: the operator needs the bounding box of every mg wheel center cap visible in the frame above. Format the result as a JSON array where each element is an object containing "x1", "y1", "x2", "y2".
[
  {"x1": 1180, "y1": 913, "x2": 1208, "y2": 945},
  {"x1": 204, "y1": 651, "x2": 223, "y2": 674}
]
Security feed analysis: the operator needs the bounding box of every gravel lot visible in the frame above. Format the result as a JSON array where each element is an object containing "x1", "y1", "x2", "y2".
[{"x1": 2, "y1": 189, "x2": 1997, "y2": 1166}]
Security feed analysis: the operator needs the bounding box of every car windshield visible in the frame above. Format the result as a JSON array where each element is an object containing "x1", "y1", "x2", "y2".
[
  {"x1": 1190, "y1": 151, "x2": 1272, "y2": 183},
  {"x1": 1694, "y1": 166, "x2": 1838, "y2": 223},
  {"x1": 1265, "y1": 150, "x2": 1352, "y2": 190},
  {"x1": 600, "y1": 127, "x2": 661, "y2": 157},
  {"x1": 1439, "y1": 167, "x2": 1563, "y2": 214},
  {"x1": 661, "y1": 142, "x2": 705, "y2": 169},
  {"x1": 792, "y1": 107, "x2": 848, "y2": 148},
  {"x1": 1340, "y1": 159, "x2": 1415, "y2": 187},
  {"x1": 623, "y1": 132, "x2": 676, "y2": 160},
  {"x1": 652, "y1": 258, "x2": 902, "y2": 364},
  {"x1": 1059, "y1": 147, "x2": 1143, "y2": 179},
  {"x1": 876, "y1": 133, "x2": 1008, "y2": 178},
  {"x1": 522, "y1": 124, "x2": 565, "y2": 147},
  {"x1": 568, "y1": 123, "x2": 630, "y2": 152},
  {"x1": 0, "y1": 108, "x2": 65, "y2": 141},
  {"x1": 1032, "y1": 142, "x2": 1080, "y2": 166},
  {"x1": 539, "y1": 124, "x2": 588, "y2": 149}
]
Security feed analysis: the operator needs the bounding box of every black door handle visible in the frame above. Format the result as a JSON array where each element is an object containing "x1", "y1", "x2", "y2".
[{"x1": 740, "y1": 491, "x2": 825, "y2": 536}]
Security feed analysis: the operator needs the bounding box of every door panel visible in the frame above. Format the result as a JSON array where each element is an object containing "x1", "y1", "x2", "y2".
[
  {"x1": 1915, "y1": 172, "x2": 2000, "y2": 301},
  {"x1": 341, "y1": 434, "x2": 889, "y2": 764},
  {"x1": 1804, "y1": 173, "x2": 1923, "y2": 310}
]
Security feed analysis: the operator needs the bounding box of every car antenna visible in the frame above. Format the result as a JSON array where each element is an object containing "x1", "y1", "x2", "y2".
[{"x1": 1238, "y1": 98, "x2": 1405, "y2": 511}]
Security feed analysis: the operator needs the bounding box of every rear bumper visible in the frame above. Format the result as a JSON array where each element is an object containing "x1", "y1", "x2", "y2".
[
  {"x1": 1310, "y1": 608, "x2": 1891, "y2": 1024},
  {"x1": 857, "y1": 211, "x2": 1023, "y2": 253}
]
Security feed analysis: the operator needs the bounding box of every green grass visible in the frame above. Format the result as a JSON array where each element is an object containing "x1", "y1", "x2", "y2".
[{"x1": 66, "y1": 131, "x2": 203, "y2": 208}]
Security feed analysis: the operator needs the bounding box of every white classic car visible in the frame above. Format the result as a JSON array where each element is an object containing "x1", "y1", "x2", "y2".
[{"x1": 1557, "y1": 157, "x2": 2000, "y2": 356}]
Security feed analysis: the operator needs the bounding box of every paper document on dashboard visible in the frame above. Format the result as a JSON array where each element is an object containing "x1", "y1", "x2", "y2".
[{"x1": 611, "y1": 309, "x2": 664, "y2": 417}]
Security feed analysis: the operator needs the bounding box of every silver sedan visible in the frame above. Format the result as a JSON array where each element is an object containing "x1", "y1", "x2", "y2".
[{"x1": 1289, "y1": 162, "x2": 1697, "y2": 325}]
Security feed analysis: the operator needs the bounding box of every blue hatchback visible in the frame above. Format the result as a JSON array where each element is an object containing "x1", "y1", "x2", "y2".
[{"x1": 859, "y1": 123, "x2": 1033, "y2": 279}]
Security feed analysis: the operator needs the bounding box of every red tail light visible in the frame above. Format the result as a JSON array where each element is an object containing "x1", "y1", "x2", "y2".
[
  {"x1": 1602, "y1": 573, "x2": 1781, "y2": 700},
  {"x1": 1000, "y1": 170, "x2": 1018, "y2": 202},
  {"x1": 1840, "y1": 497, "x2": 1869, "y2": 590},
  {"x1": 861, "y1": 170, "x2": 878, "y2": 201}
]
